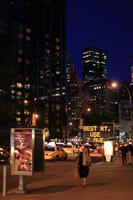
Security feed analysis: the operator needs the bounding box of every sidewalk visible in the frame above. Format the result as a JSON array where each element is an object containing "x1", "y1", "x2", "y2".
[{"x1": 1, "y1": 157, "x2": 133, "y2": 200}]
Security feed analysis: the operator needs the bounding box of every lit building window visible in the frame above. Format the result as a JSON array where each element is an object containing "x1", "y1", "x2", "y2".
[
  {"x1": 57, "y1": 129, "x2": 60, "y2": 133},
  {"x1": 45, "y1": 120, "x2": 49, "y2": 124},
  {"x1": 16, "y1": 112, "x2": 21, "y2": 115},
  {"x1": 18, "y1": 49, "x2": 23, "y2": 54},
  {"x1": 46, "y1": 49, "x2": 50, "y2": 54},
  {"x1": 10, "y1": 1, "x2": 14, "y2": 5},
  {"x1": 25, "y1": 35, "x2": 31, "y2": 41},
  {"x1": 24, "y1": 110, "x2": 30, "y2": 115},
  {"x1": 26, "y1": 76, "x2": 30, "y2": 81},
  {"x1": 25, "y1": 84, "x2": 30, "y2": 89},
  {"x1": 40, "y1": 70, "x2": 44, "y2": 75},
  {"x1": 11, "y1": 95, "x2": 15, "y2": 99},
  {"x1": 17, "y1": 91, "x2": 22, "y2": 96},
  {"x1": 25, "y1": 59, "x2": 31, "y2": 65},
  {"x1": 25, "y1": 92, "x2": 30, "y2": 98},
  {"x1": 55, "y1": 38, "x2": 60, "y2": 43},
  {"x1": 57, "y1": 82, "x2": 60, "y2": 86},
  {"x1": 56, "y1": 105, "x2": 60, "y2": 110},
  {"x1": 25, "y1": 28, "x2": 31, "y2": 34},
  {"x1": 17, "y1": 57, "x2": 22, "y2": 63},
  {"x1": 18, "y1": 33, "x2": 23, "y2": 39},
  {"x1": 11, "y1": 90, "x2": 15, "y2": 94},
  {"x1": 17, "y1": 82, "x2": 23, "y2": 88},
  {"x1": 56, "y1": 45, "x2": 60, "y2": 50},
  {"x1": 16, "y1": 117, "x2": 21, "y2": 122}
]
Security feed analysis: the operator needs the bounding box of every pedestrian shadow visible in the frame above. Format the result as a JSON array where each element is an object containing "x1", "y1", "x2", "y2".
[
  {"x1": 28, "y1": 184, "x2": 75, "y2": 194},
  {"x1": 87, "y1": 182, "x2": 110, "y2": 187}
]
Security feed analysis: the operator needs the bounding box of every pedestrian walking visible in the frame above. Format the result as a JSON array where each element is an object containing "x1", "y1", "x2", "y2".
[
  {"x1": 76, "y1": 146, "x2": 91, "y2": 187},
  {"x1": 120, "y1": 143, "x2": 128, "y2": 165},
  {"x1": 127, "y1": 140, "x2": 133, "y2": 165}
]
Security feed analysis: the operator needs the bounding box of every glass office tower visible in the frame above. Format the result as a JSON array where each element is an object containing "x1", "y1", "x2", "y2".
[{"x1": 0, "y1": 0, "x2": 66, "y2": 139}]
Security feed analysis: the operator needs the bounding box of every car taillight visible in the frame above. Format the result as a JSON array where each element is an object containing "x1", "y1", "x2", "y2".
[{"x1": 48, "y1": 152, "x2": 54, "y2": 156}]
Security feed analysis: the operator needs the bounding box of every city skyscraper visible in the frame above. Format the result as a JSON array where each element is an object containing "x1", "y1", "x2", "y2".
[
  {"x1": 82, "y1": 47, "x2": 107, "y2": 86},
  {"x1": 0, "y1": 0, "x2": 66, "y2": 139},
  {"x1": 82, "y1": 47, "x2": 108, "y2": 114}
]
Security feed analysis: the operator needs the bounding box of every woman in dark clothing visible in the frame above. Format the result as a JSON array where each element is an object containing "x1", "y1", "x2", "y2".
[
  {"x1": 120, "y1": 144, "x2": 127, "y2": 165},
  {"x1": 77, "y1": 146, "x2": 91, "y2": 187}
]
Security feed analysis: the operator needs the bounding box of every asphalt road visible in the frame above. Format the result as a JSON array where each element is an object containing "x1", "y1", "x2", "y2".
[{"x1": 0, "y1": 157, "x2": 133, "y2": 200}]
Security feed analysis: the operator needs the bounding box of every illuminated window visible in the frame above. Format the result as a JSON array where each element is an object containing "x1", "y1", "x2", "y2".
[
  {"x1": 17, "y1": 83, "x2": 22, "y2": 88},
  {"x1": 10, "y1": 1, "x2": 14, "y2": 5},
  {"x1": 25, "y1": 59, "x2": 31, "y2": 64},
  {"x1": 56, "y1": 82, "x2": 60, "y2": 86},
  {"x1": 56, "y1": 71, "x2": 60, "y2": 75},
  {"x1": 26, "y1": 76, "x2": 30, "y2": 81},
  {"x1": 56, "y1": 45, "x2": 60, "y2": 50},
  {"x1": 16, "y1": 117, "x2": 21, "y2": 122},
  {"x1": 25, "y1": 84, "x2": 30, "y2": 89},
  {"x1": 18, "y1": 33, "x2": 23, "y2": 39},
  {"x1": 18, "y1": 49, "x2": 23, "y2": 54},
  {"x1": 17, "y1": 91, "x2": 22, "y2": 96},
  {"x1": 25, "y1": 92, "x2": 30, "y2": 98},
  {"x1": 25, "y1": 28, "x2": 31, "y2": 34},
  {"x1": 17, "y1": 57, "x2": 22, "y2": 63},
  {"x1": 16, "y1": 111, "x2": 21, "y2": 115},
  {"x1": 46, "y1": 49, "x2": 50, "y2": 54},
  {"x1": 56, "y1": 105, "x2": 60, "y2": 110},
  {"x1": 40, "y1": 70, "x2": 44, "y2": 75},
  {"x1": 45, "y1": 120, "x2": 49, "y2": 124},
  {"x1": 11, "y1": 90, "x2": 15, "y2": 94},
  {"x1": 11, "y1": 95, "x2": 15, "y2": 99},
  {"x1": 25, "y1": 36, "x2": 31, "y2": 41},
  {"x1": 55, "y1": 38, "x2": 60, "y2": 43},
  {"x1": 46, "y1": 34, "x2": 49, "y2": 39},
  {"x1": 24, "y1": 110, "x2": 30, "y2": 115},
  {"x1": 46, "y1": 104, "x2": 49, "y2": 108}
]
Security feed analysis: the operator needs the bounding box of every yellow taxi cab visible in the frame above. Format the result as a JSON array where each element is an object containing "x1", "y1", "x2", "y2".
[
  {"x1": 44, "y1": 146, "x2": 58, "y2": 160},
  {"x1": 62, "y1": 144, "x2": 74, "y2": 154},
  {"x1": 73, "y1": 144, "x2": 79, "y2": 154},
  {"x1": 56, "y1": 146, "x2": 67, "y2": 160}
]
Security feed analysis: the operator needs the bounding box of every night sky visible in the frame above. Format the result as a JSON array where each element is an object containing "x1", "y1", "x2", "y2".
[{"x1": 66, "y1": 0, "x2": 133, "y2": 82}]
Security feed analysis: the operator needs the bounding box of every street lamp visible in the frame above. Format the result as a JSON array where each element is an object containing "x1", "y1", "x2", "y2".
[
  {"x1": 111, "y1": 81, "x2": 132, "y2": 139},
  {"x1": 24, "y1": 100, "x2": 39, "y2": 127},
  {"x1": 79, "y1": 107, "x2": 91, "y2": 142}
]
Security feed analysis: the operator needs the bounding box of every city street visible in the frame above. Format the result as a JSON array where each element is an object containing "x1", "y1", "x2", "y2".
[{"x1": 0, "y1": 157, "x2": 133, "y2": 200}]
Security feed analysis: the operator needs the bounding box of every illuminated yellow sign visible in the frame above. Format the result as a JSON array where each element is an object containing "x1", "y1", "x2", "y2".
[
  {"x1": 83, "y1": 125, "x2": 113, "y2": 143},
  {"x1": 83, "y1": 125, "x2": 111, "y2": 132}
]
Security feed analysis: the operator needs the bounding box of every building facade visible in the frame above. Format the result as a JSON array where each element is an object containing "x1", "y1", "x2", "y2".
[
  {"x1": 0, "y1": 0, "x2": 66, "y2": 139},
  {"x1": 82, "y1": 47, "x2": 108, "y2": 114}
]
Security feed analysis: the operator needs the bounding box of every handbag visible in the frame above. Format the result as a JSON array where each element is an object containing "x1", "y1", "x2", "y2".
[{"x1": 86, "y1": 156, "x2": 92, "y2": 166}]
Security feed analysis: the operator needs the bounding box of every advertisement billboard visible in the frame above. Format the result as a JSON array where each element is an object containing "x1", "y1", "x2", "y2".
[{"x1": 11, "y1": 128, "x2": 34, "y2": 176}]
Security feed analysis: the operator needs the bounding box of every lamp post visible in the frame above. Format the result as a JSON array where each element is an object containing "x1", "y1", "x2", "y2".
[
  {"x1": 121, "y1": 84, "x2": 132, "y2": 139},
  {"x1": 79, "y1": 107, "x2": 91, "y2": 142},
  {"x1": 111, "y1": 81, "x2": 132, "y2": 139},
  {"x1": 24, "y1": 100, "x2": 39, "y2": 127}
]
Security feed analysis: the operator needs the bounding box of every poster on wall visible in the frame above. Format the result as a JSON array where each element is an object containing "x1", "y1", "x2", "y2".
[{"x1": 11, "y1": 128, "x2": 33, "y2": 176}]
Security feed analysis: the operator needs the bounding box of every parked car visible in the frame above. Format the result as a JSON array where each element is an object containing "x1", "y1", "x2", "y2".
[
  {"x1": 44, "y1": 145, "x2": 67, "y2": 161},
  {"x1": 44, "y1": 146, "x2": 58, "y2": 160},
  {"x1": 63, "y1": 144, "x2": 74, "y2": 154},
  {"x1": 0, "y1": 147, "x2": 10, "y2": 164},
  {"x1": 56, "y1": 146, "x2": 67, "y2": 160},
  {"x1": 73, "y1": 144, "x2": 79, "y2": 154}
]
